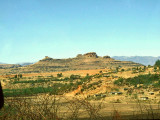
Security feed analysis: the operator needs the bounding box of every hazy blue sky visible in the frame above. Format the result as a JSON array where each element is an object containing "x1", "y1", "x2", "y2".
[{"x1": 0, "y1": 0, "x2": 160, "y2": 64}]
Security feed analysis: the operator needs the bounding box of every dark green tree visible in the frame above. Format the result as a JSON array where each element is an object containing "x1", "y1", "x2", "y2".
[
  {"x1": 116, "y1": 67, "x2": 119, "y2": 72},
  {"x1": 14, "y1": 75, "x2": 18, "y2": 78},
  {"x1": 154, "y1": 66, "x2": 157, "y2": 72},
  {"x1": 18, "y1": 74, "x2": 22, "y2": 78},
  {"x1": 57, "y1": 73, "x2": 63, "y2": 78},
  {"x1": 143, "y1": 66, "x2": 146, "y2": 71},
  {"x1": 154, "y1": 59, "x2": 160, "y2": 69},
  {"x1": 121, "y1": 69, "x2": 125, "y2": 72}
]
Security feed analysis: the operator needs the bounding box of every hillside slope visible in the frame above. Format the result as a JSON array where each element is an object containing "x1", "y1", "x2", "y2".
[
  {"x1": 25, "y1": 52, "x2": 142, "y2": 73},
  {"x1": 0, "y1": 52, "x2": 143, "y2": 74}
]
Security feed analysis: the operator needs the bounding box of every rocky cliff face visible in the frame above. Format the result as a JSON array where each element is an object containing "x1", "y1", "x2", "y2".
[
  {"x1": 83, "y1": 52, "x2": 98, "y2": 58},
  {"x1": 40, "y1": 56, "x2": 53, "y2": 61}
]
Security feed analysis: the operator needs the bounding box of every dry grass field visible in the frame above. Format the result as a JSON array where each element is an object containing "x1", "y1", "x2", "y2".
[{"x1": 0, "y1": 66, "x2": 160, "y2": 119}]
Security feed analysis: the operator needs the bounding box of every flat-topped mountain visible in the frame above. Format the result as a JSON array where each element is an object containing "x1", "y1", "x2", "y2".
[
  {"x1": 23, "y1": 52, "x2": 142, "y2": 73},
  {"x1": 0, "y1": 52, "x2": 143, "y2": 74}
]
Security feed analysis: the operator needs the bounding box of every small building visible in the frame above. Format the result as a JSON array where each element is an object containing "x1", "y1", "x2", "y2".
[
  {"x1": 109, "y1": 92, "x2": 116, "y2": 95},
  {"x1": 103, "y1": 74, "x2": 110, "y2": 77},
  {"x1": 94, "y1": 94, "x2": 101, "y2": 97},
  {"x1": 117, "y1": 92, "x2": 123, "y2": 95},
  {"x1": 101, "y1": 94, "x2": 106, "y2": 97},
  {"x1": 149, "y1": 92, "x2": 154, "y2": 95},
  {"x1": 94, "y1": 94, "x2": 106, "y2": 98},
  {"x1": 109, "y1": 92, "x2": 123, "y2": 95},
  {"x1": 139, "y1": 97, "x2": 149, "y2": 100}
]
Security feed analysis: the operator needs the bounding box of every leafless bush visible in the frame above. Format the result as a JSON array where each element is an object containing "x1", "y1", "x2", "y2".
[
  {"x1": 0, "y1": 94, "x2": 105, "y2": 120},
  {"x1": 1, "y1": 93, "x2": 160, "y2": 120}
]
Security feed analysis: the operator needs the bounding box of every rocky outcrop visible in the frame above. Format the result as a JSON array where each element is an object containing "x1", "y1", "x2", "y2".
[
  {"x1": 83, "y1": 52, "x2": 98, "y2": 58},
  {"x1": 40, "y1": 56, "x2": 53, "y2": 61},
  {"x1": 1, "y1": 52, "x2": 143, "y2": 74},
  {"x1": 27, "y1": 52, "x2": 142, "y2": 73},
  {"x1": 76, "y1": 54, "x2": 83, "y2": 58},
  {"x1": 103, "y1": 56, "x2": 111, "y2": 58}
]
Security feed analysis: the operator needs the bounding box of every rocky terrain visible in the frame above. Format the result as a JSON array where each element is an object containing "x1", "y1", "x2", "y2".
[
  {"x1": 24, "y1": 52, "x2": 142, "y2": 73},
  {"x1": 0, "y1": 52, "x2": 142, "y2": 74}
]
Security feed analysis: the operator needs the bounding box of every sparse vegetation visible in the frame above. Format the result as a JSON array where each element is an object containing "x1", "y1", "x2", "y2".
[
  {"x1": 1, "y1": 65, "x2": 160, "y2": 119},
  {"x1": 57, "y1": 73, "x2": 63, "y2": 78},
  {"x1": 114, "y1": 74, "x2": 160, "y2": 87}
]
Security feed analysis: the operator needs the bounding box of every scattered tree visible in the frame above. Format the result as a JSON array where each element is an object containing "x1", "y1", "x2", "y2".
[
  {"x1": 57, "y1": 73, "x2": 63, "y2": 78},
  {"x1": 154, "y1": 59, "x2": 160, "y2": 70},
  {"x1": 18, "y1": 74, "x2": 23, "y2": 78},
  {"x1": 121, "y1": 69, "x2": 125, "y2": 72},
  {"x1": 14, "y1": 75, "x2": 18, "y2": 78}
]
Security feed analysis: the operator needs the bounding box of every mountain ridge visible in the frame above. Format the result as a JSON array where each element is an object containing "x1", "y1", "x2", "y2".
[
  {"x1": 26, "y1": 52, "x2": 142, "y2": 73},
  {"x1": 112, "y1": 56, "x2": 160, "y2": 66},
  {"x1": 1, "y1": 55, "x2": 159, "y2": 67},
  {"x1": 0, "y1": 52, "x2": 143, "y2": 74}
]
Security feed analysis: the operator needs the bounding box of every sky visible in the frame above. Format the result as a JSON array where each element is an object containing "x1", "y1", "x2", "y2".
[{"x1": 0, "y1": 0, "x2": 160, "y2": 64}]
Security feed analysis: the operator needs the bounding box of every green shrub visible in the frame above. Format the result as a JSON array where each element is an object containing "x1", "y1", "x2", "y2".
[
  {"x1": 154, "y1": 59, "x2": 160, "y2": 68},
  {"x1": 57, "y1": 73, "x2": 63, "y2": 78},
  {"x1": 70, "y1": 74, "x2": 81, "y2": 80},
  {"x1": 4, "y1": 87, "x2": 54, "y2": 97},
  {"x1": 114, "y1": 78, "x2": 124, "y2": 85}
]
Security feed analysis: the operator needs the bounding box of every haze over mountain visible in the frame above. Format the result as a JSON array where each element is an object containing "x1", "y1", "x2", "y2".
[
  {"x1": 112, "y1": 56, "x2": 160, "y2": 66},
  {"x1": 17, "y1": 62, "x2": 34, "y2": 66},
  {"x1": 0, "y1": 64, "x2": 21, "y2": 69}
]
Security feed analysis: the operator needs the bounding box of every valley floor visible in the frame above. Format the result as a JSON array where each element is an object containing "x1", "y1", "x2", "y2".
[{"x1": 1, "y1": 66, "x2": 160, "y2": 119}]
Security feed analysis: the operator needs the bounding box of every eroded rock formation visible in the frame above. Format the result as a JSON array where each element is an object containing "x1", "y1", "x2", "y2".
[
  {"x1": 0, "y1": 52, "x2": 143, "y2": 74},
  {"x1": 83, "y1": 52, "x2": 98, "y2": 58}
]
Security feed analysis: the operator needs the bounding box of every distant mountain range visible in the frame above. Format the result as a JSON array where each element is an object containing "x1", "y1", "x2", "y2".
[
  {"x1": 0, "y1": 64, "x2": 21, "y2": 69},
  {"x1": 17, "y1": 62, "x2": 34, "y2": 66},
  {"x1": 112, "y1": 56, "x2": 160, "y2": 66}
]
